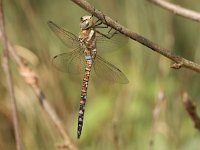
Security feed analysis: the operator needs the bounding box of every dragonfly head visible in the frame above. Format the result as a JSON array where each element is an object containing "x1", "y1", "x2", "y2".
[{"x1": 80, "y1": 15, "x2": 94, "y2": 30}]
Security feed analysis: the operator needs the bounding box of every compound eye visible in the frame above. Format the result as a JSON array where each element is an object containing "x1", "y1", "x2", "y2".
[{"x1": 80, "y1": 17, "x2": 83, "y2": 21}]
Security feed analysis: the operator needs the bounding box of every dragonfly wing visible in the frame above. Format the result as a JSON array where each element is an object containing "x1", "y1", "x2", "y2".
[
  {"x1": 48, "y1": 21, "x2": 80, "y2": 49},
  {"x1": 94, "y1": 55, "x2": 129, "y2": 84},
  {"x1": 52, "y1": 49, "x2": 85, "y2": 74}
]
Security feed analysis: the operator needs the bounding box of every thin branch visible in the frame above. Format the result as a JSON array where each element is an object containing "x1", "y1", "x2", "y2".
[
  {"x1": 19, "y1": 63, "x2": 77, "y2": 149},
  {"x1": 71, "y1": 0, "x2": 200, "y2": 73},
  {"x1": 0, "y1": 1, "x2": 22, "y2": 150},
  {"x1": 148, "y1": 0, "x2": 200, "y2": 23},
  {"x1": 182, "y1": 93, "x2": 200, "y2": 131}
]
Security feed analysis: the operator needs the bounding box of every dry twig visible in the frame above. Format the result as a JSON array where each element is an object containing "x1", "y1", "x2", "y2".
[
  {"x1": 182, "y1": 93, "x2": 200, "y2": 131},
  {"x1": 148, "y1": 0, "x2": 200, "y2": 23},
  {"x1": 0, "y1": 1, "x2": 22, "y2": 150},
  {"x1": 71, "y1": 0, "x2": 200, "y2": 73}
]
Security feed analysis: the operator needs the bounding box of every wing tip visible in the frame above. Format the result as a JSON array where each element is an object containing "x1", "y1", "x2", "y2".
[
  {"x1": 124, "y1": 79, "x2": 129, "y2": 84},
  {"x1": 120, "y1": 77, "x2": 129, "y2": 84}
]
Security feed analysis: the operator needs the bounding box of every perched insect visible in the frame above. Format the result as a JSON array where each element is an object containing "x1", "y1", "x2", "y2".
[{"x1": 48, "y1": 15, "x2": 128, "y2": 139}]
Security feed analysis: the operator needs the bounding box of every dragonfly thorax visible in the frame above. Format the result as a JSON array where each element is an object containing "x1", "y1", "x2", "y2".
[
  {"x1": 79, "y1": 29, "x2": 96, "y2": 49},
  {"x1": 79, "y1": 15, "x2": 97, "y2": 51}
]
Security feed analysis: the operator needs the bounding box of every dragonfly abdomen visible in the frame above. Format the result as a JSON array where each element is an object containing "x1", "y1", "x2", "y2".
[{"x1": 77, "y1": 58, "x2": 93, "y2": 138}]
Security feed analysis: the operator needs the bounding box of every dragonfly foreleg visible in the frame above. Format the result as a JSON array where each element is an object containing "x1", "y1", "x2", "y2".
[
  {"x1": 94, "y1": 15, "x2": 119, "y2": 39},
  {"x1": 95, "y1": 16, "x2": 118, "y2": 39},
  {"x1": 94, "y1": 14, "x2": 110, "y2": 28},
  {"x1": 96, "y1": 29, "x2": 118, "y2": 39},
  {"x1": 94, "y1": 20, "x2": 108, "y2": 28},
  {"x1": 94, "y1": 19, "x2": 103, "y2": 26}
]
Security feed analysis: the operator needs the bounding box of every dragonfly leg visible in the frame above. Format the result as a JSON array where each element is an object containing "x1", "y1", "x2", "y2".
[
  {"x1": 94, "y1": 19, "x2": 103, "y2": 26},
  {"x1": 94, "y1": 14, "x2": 109, "y2": 28},
  {"x1": 95, "y1": 15, "x2": 119, "y2": 39},
  {"x1": 96, "y1": 29, "x2": 118, "y2": 39},
  {"x1": 94, "y1": 19, "x2": 108, "y2": 28}
]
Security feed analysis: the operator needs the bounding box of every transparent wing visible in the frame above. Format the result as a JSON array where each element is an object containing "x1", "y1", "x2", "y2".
[
  {"x1": 48, "y1": 21, "x2": 80, "y2": 49},
  {"x1": 94, "y1": 55, "x2": 129, "y2": 84},
  {"x1": 52, "y1": 49, "x2": 85, "y2": 74}
]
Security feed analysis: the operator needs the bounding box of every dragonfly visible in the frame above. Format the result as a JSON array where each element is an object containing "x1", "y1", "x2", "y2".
[{"x1": 48, "y1": 15, "x2": 128, "y2": 139}]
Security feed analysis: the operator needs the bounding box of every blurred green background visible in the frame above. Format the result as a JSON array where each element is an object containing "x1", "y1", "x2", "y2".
[{"x1": 1, "y1": 0, "x2": 200, "y2": 149}]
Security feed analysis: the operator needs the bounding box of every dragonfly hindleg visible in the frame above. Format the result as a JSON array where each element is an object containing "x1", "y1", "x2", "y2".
[{"x1": 96, "y1": 29, "x2": 118, "y2": 39}]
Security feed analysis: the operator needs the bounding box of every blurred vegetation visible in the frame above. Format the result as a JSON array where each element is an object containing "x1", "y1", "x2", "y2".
[{"x1": 1, "y1": 0, "x2": 200, "y2": 150}]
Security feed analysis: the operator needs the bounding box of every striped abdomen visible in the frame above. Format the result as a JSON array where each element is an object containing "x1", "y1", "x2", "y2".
[{"x1": 77, "y1": 57, "x2": 93, "y2": 139}]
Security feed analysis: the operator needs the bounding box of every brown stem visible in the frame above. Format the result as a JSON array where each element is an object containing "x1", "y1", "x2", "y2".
[
  {"x1": 71, "y1": 0, "x2": 200, "y2": 73},
  {"x1": 148, "y1": 0, "x2": 200, "y2": 23},
  {"x1": 0, "y1": 1, "x2": 22, "y2": 150},
  {"x1": 182, "y1": 93, "x2": 200, "y2": 131}
]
